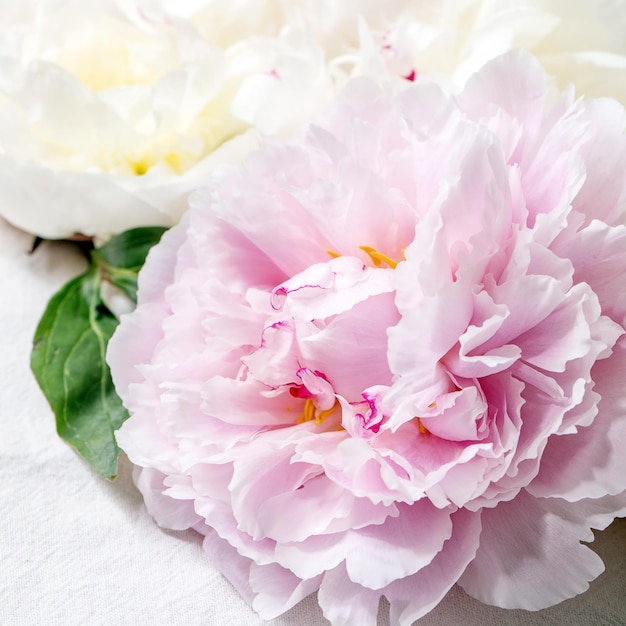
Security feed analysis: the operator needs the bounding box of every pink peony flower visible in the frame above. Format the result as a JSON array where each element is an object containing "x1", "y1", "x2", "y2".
[{"x1": 108, "y1": 50, "x2": 626, "y2": 624}]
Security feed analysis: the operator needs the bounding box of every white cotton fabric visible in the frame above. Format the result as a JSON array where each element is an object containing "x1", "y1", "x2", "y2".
[{"x1": 0, "y1": 217, "x2": 624, "y2": 625}]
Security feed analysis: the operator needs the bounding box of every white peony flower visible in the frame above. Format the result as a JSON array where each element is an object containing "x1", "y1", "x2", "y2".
[
  {"x1": 374, "y1": 0, "x2": 626, "y2": 102},
  {"x1": 0, "y1": 0, "x2": 284, "y2": 239},
  {"x1": 170, "y1": 0, "x2": 626, "y2": 103},
  {"x1": 0, "y1": 0, "x2": 249, "y2": 239}
]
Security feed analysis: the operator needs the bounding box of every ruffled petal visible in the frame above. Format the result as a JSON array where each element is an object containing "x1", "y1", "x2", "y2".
[
  {"x1": 386, "y1": 507, "x2": 482, "y2": 624},
  {"x1": 528, "y1": 337, "x2": 626, "y2": 500},
  {"x1": 318, "y1": 564, "x2": 381, "y2": 626},
  {"x1": 458, "y1": 490, "x2": 607, "y2": 610}
]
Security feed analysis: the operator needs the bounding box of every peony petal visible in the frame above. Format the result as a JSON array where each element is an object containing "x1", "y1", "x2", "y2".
[
  {"x1": 202, "y1": 528, "x2": 255, "y2": 605},
  {"x1": 135, "y1": 467, "x2": 202, "y2": 530},
  {"x1": 318, "y1": 564, "x2": 381, "y2": 626},
  {"x1": 460, "y1": 49, "x2": 546, "y2": 133},
  {"x1": 458, "y1": 490, "x2": 607, "y2": 609},
  {"x1": 553, "y1": 219, "x2": 626, "y2": 325},
  {"x1": 241, "y1": 320, "x2": 300, "y2": 388},
  {"x1": 272, "y1": 500, "x2": 452, "y2": 589},
  {"x1": 249, "y1": 562, "x2": 323, "y2": 620},
  {"x1": 227, "y1": 437, "x2": 327, "y2": 541},
  {"x1": 271, "y1": 255, "x2": 395, "y2": 320},
  {"x1": 344, "y1": 501, "x2": 453, "y2": 590},
  {"x1": 420, "y1": 385, "x2": 488, "y2": 442},
  {"x1": 569, "y1": 98, "x2": 626, "y2": 227},
  {"x1": 201, "y1": 376, "x2": 297, "y2": 427},
  {"x1": 386, "y1": 507, "x2": 482, "y2": 625},
  {"x1": 528, "y1": 337, "x2": 626, "y2": 501},
  {"x1": 0, "y1": 157, "x2": 175, "y2": 239},
  {"x1": 297, "y1": 291, "x2": 399, "y2": 401},
  {"x1": 255, "y1": 474, "x2": 395, "y2": 544}
]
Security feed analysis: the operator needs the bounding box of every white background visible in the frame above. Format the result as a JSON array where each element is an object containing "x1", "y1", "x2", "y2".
[{"x1": 1, "y1": 218, "x2": 624, "y2": 626}]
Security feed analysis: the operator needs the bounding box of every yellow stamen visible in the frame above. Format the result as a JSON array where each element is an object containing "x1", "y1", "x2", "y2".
[
  {"x1": 315, "y1": 402, "x2": 339, "y2": 425},
  {"x1": 359, "y1": 245, "x2": 398, "y2": 269},
  {"x1": 130, "y1": 158, "x2": 150, "y2": 176},
  {"x1": 297, "y1": 399, "x2": 338, "y2": 425},
  {"x1": 417, "y1": 418, "x2": 429, "y2": 435},
  {"x1": 326, "y1": 246, "x2": 403, "y2": 269},
  {"x1": 298, "y1": 399, "x2": 316, "y2": 424}
]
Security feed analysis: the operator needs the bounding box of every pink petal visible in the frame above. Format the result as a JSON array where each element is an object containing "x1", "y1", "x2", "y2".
[
  {"x1": 271, "y1": 255, "x2": 394, "y2": 320},
  {"x1": 241, "y1": 320, "x2": 301, "y2": 388},
  {"x1": 553, "y1": 219, "x2": 626, "y2": 325},
  {"x1": 345, "y1": 501, "x2": 453, "y2": 589},
  {"x1": 202, "y1": 528, "x2": 255, "y2": 605},
  {"x1": 420, "y1": 385, "x2": 488, "y2": 442},
  {"x1": 318, "y1": 564, "x2": 381, "y2": 626},
  {"x1": 571, "y1": 98, "x2": 626, "y2": 227},
  {"x1": 134, "y1": 467, "x2": 202, "y2": 530},
  {"x1": 201, "y1": 376, "x2": 297, "y2": 426},
  {"x1": 254, "y1": 474, "x2": 396, "y2": 544},
  {"x1": 458, "y1": 490, "x2": 607, "y2": 609},
  {"x1": 249, "y1": 562, "x2": 322, "y2": 620},
  {"x1": 528, "y1": 337, "x2": 626, "y2": 500},
  {"x1": 385, "y1": 507, "x2": 482, "y2": 624},
  {"x1": 460, "y1": 50, "x2": 546, "y2": 135},
  {"x1": 298, "y1": 292, "x2": 399, "y2": 401},
  {"x1": 274, "y1": 500, "x2": 452, "y2": 589}
]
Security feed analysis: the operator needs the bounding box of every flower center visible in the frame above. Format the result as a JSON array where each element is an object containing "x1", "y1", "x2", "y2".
[
  {"x1": 359, "y1": 245, "x2": 399, "y2": 269},
  {"x1": 92, "y1": 111, "x2": 246, "y2": 176},
  {"x1": 416, "y1": 418, "x2": 430, "y2": 435},
  {"x1": 288, "y1": 369, "x2": 340, "y2": 426},
  {"x1": 46, "y1": 15, "x2": 248, "y2": 177},
  {"x1": 297, "y1": 398, "x2": 340, "y2": 425},
  {"x1": 326, "y1": 245, "x2": 403, "y2": 269}
]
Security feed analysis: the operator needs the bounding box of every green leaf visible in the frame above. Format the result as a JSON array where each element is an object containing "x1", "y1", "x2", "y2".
[
  {"x1": 93, "y1": 226, "x2": 167, "y2": 272},
  {"x1": 94, "y1": 226, "x2": 167, "y2": 269},
  {"x1": 102, "y1": 270, "x2": 140, "y2": 304},
  {"x1": 31, "y1": 267, "x2": 127, "y2": 479},
  {"x1": 91, "y1": 226, "x2": 167, "y2": 302},
  {"x1": 31, "y1": 226, "x2": 167, "y2": 478},
  {"x1": 92, "y1": 226, "x2": 166, "y2": 302}
]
